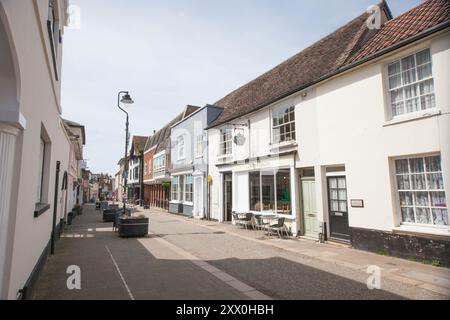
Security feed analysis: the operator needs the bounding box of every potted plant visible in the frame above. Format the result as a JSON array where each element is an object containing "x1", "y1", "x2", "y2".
[
  {"x1": 67, "y1": 211, "x2": 74, "y2": 225},
  {"x1": 103, "y1": 208, "x2": 118, "y2": 223},
  {"x1": 118, "y1": 215, "x2": 149, "y2": 238}
]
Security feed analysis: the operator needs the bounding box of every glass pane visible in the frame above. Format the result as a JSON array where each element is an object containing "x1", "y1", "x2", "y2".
[
  {"x1": 339, "y1": 201, "x2": 348, "y2": 212},
  {"x1": 391, "y1": 88, "x2": 404, "y2": 103},
  {"x1": 432, "y1": 209, "x2": 449, "y2": 226},
  {"x1": 401, "y1": 207, "x2": 415, "y2": 223},
  {"x1": 431, "y1": 192, "x2": 447, "y2": 208},
  {"x1": 414, "y1": 192, "x2": 429, "y2": 206},
  {"x1": 427, "y1": 173, "x2": 444, "y2": 190},
  {"x1": 404, "y1": 84, "x2": 418, "y2": 99},
  {"x1": 396, "y1": 175, "x2": 410, "y2": 190},
  {"x1": 417, "y1": 63, "x2": 432, "y2": 80},
  {"x1": 399, "y1": 192, "x2": 413, "y2": 206},
  {"x1": 416, "y1": 208, "x2": 431, "y2": 224},
  {"x1": 389, "y1": 74, "x2": 402, "y2": 89},
  {"x1": 401, "y1": 55, "x2": 416, "y2": 71},
  {"x1": 388, "y1": 61, "x2": 400, "y2": 76},
  {"x1": 409, "y1": 158, "x2": 424, "y2": 173},
  {"x1": 402, "y1": 69, "x2": 416, "y2": 85},
  {"x1": 411, "y1": 174, "x2": 426, "y2": 190},
  {"x1": 330, "y1": 189, "x2": 338, "y2": 200},
  {"x1": 338, "y1": 189, "x2": 347, "y2": 201},
  {"x1": 395, "y1": 160, "x2": 409, "y2": 174},
  {"x1": 416, "y1": 49, "x2": 431, "y2": 65},
  {"x1": 406, "y1": 98, "x2": 420, "y2": 113},
  {"x1": 419, "y1": 79, "x2": 434, "y2": 95},
  {"x1": 261, "y1": 174, "x2": 275, "y2": 211},
  {"x1": 420, "y1": 94, "x2": 435, "y2": 110},
  {"x1": 331, "y1": 200, "x2": 339, "y2": 211},
  {"x1": 392, "y1": 102, "x2": 405, "y2": 116},
  {"x1": 338, "y1": 178, "x2": 346, "y2": 189},
  {"x1": 249, "y1": 173, "x2": 261, "y2": 211},
  {"x1": 329, "y1": 178, "x2": 337, "y2": 189},
  {"x1": 276, "y1": 171, "x2": 291, "y2": 214}
]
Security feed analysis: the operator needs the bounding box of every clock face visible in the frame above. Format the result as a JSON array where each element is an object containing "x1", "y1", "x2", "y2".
[{"x1": 234, "y1": 133, "x2": 246, "y2": 146}]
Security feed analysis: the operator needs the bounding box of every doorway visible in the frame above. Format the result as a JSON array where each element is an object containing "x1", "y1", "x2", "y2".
[
  {"x1": 223, "y1": 173, "x2": 232, "y2": 222},
  {"x1": 193, "y1": 176, "x2": 203, "y2": 218},
  {"x1": 301, "y1": 178, "x2": 319, "y2": 238},
  {"x1": 327, "y1": 176, "x2": 350, "y2": 241}
]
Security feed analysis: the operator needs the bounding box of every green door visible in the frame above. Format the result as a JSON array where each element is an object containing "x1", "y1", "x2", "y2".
[{"x1": 302, "y1": 179, "x2": 319, "y2": 238}]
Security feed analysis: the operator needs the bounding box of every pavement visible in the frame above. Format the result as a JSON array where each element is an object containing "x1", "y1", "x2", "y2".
[{"x1": 32, "y1": 204, "x2": 450, "y2": 300}]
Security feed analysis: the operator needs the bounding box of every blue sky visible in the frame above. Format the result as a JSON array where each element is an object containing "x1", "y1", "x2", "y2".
[{"x1": 61, "y1": 0, "x2": 422, "y2": 174}]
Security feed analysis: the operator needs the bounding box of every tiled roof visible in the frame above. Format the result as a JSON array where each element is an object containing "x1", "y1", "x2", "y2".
[
  {"x1": 131, "y1": 136, "x2": 149, "y2": 154},
  {"x1": 349, "y1": 0, "x2": 450, "y2": 63},
  {"x1": 209, "y1": 0, "x2": 450, "y2": 128},
  {"x1": 144, "y1": 105, "x2": 200, "y2": 152}
]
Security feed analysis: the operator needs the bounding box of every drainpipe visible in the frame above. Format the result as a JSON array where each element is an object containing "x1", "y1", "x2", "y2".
[{"x1": 51, "y1": 161, "x2": 61, "y2": 255}]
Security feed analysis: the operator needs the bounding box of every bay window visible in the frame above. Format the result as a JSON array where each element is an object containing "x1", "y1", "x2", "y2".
[
  {"x1": 272, "y1": 106, "x2": 295, "y2": 144},
  {"x1": 388, "y1": 49, "x2": 435, "y2": 117},
  {"x1": 395, "y1": 155, "x2": 448, "y2": 227}
]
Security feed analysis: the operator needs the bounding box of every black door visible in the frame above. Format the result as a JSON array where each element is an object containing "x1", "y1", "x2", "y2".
[
  {"x1": 224, "y1": 173, "x2": 233, "y2": 222},
  {"x1": 327, "y1": 176, "x2": 350, "y2": 241}
]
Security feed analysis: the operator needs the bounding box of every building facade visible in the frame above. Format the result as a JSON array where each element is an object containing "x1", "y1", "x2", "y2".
[
  {"x1": 143, "y1": 106, "x2": 200, "y2": 211},
  {"x1": 127, "y1": 136, "x2": 148, "y2": 205},
  {"x1": 0, "y1": 0, "x2": 75, "y2": 299},
  {"x1": 207, "y1": 0, "x2": 450, "y2": 265},
  {"x1": 169, "y1": 105, "x2": 224, "y2": 218}
]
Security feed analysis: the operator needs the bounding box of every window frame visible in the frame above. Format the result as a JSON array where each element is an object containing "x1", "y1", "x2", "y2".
[
  {"x1": 248, "y1": 169, "x2": 293, "y2": 216},
  {"x1": 271, "y1": 105, "x2": 296, "y2": 144},
  {"x1": 171, "y1": 176, "x2": 179, "y2": 201},
  {"x1": 177, "y1": 136, "x2": 186, "y2": 161},
  {"x1": 219, "y1": 128, "x2": 233, "y2": 156},
  {"x1": 184, "y1": 175, "x2": 193, "y2": 204},
  {"x1": 393, "y1": 154, "x2": 448, "y2": 229},
  {"x1": 153, "y1": 154, "x2": 166, "y2": 177},
  {"x1": 195, "y1": 134, "x2": 203, "y2": 158},
  {"x1": 386, "y1": 48, "x2": 436, "y2": 119}
]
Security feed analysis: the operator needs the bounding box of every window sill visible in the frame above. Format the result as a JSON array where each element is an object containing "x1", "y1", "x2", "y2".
[
  {"x1": 270, "y1": 140, "x2": 297, "y2": 151},
  {"x1": 34, "y1": 203, "x2": 50, "y2": 218},
  {"x1": 393, "y1": 225, "x2": 450, "y2": 240},
  {"x1": 383, "y1": 109, "x2": 441, "y2": 127}
]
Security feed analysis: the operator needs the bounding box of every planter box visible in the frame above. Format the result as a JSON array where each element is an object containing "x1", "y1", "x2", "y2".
[
  {"x1": 118, "y1": 217, "x2": 149, "y2": 238},
  {"x1": 103, "y1": 209, "x2": 118, "y2": 223}
]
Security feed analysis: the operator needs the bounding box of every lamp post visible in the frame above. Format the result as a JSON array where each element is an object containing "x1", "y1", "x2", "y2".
[{"x1": 117, "y1": 91, "x2": 134, "y2": 215}]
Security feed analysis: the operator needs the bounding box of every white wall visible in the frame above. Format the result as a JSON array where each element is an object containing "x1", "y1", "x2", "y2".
[{"x1": 1, "y1": 0, "x2": 71, "y2": 299}]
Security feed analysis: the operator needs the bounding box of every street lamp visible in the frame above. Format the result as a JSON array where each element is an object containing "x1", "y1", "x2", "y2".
[{"x1": 117, "y1": 91, "x2": 134, "y2": 215}]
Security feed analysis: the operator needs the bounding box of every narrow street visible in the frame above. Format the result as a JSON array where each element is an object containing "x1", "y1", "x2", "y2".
[{"x1": 33, "y1": 205, "x2": 450, "y2": 300}]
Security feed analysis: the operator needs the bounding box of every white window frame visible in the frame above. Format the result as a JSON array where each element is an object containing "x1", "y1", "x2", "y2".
[
  {"x1": 271, "y1": 105, "x2": 296, "y2": 144},
  {"x1": 387, "y1": 48, "x2": 436, "y2": 119},
  {"x1": 195, "y1": 134, "x2": 203, "y2": 158},
  {"x1": 394, "y1": 154, "x2": 448, "y2": 229},
  {"x1": 177, "y1": 136, "x2": 185, "y2": 161},
  {"x1": 219, "y1": 128, "x2": 232, "y2": 156},
  {"x1": 184, "y1": 175, "x2": 193, "y2": 204},
  {"x1": 153, "y1": 153, "x2": 166, "y2": 177},
  {"x1": 171, "y1": 176, "x2": 179, "y2": 201},
  {"x1": 248, "y1": 168, "x2": 293, "y2": 217}
]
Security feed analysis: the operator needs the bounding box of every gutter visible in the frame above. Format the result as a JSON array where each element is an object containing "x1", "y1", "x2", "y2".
[{"x1": 207, "y1": 19, "x2": 450, "y2": 129}]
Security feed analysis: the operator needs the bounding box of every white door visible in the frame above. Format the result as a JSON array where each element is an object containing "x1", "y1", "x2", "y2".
[
  {"x1": 302, "y1": 179, "x2": 319, "y2": 238},
  {"x1": 194, "y1": 176, "x2": 203, "y2": 217}
]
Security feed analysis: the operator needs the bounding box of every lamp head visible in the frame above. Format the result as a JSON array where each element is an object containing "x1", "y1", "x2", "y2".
[{"x1": 120, "y1": 93, "x2": 134, "y2": 105}]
